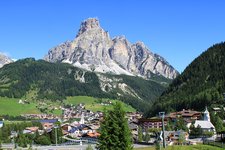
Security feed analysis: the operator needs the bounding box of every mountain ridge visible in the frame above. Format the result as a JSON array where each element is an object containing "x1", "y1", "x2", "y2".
[
  {"x1": 0, "y1": 58, "x2": 169, "y2": 112},
  {"x1": 146, "y1": 42, "x2": 225, "y2": 116},
  {"x1": 44, "y1": 18, "x2": 178, "y2": 79}
]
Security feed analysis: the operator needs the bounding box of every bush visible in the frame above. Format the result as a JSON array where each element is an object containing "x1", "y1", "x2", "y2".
[
  {"x1": 86, "y1": 145, "x2": 93, "y2": 150},
  {"x1": 35, "y1": 135, "x2": 51, "y2": 145}
]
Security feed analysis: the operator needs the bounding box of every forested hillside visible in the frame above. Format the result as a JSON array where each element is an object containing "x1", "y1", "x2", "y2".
[
  {"x1": 0, "y1": 58, "x2": 168, "y2": 112},
  {"x1": 147, "y1": 42, "x2": 225, "y2": 116}
]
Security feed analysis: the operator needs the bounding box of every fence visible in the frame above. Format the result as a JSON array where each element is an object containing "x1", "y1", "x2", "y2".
[{"x1": 203, "y1": 140, "x2": 224, "y2": 148}]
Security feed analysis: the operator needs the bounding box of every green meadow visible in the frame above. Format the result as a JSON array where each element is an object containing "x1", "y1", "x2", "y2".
[
  {"x1": 134, "y1": 144, "x2": 224, "y2": 150},
  {"x1": 0, "y1": 97, "x2": 40, "y2": 116},
  {"x1": 66, "y1": 96, "x2": 136, "y2": 112},
  {"x1": 0, "y1": 96, "x2": 136, "y2": 116}
]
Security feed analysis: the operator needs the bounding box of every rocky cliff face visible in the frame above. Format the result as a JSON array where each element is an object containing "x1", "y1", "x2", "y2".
[
  {"x1": 44, "y1": 18, "x2": 178, "y2": 79},
  {"x1": 0, "y1": 53, "x2": 13, "y2": 68}
]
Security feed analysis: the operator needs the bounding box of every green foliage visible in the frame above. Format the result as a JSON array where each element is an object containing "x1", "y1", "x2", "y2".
[
  {"x1": 148, "y1": 42, "x2": 225, "y2": 116},
  {"x1": 0, "y1": 121, "x2": 42, "y2": 143},
  {"x1": 174, "y1": 117, "x2": 188, "y2": 132},
  {"x1": 97, "y1": 102, "x2": 133, "y2": 150},
  {"x1": 121, "y1": 75, "x2": 166, "y2": 103},
  {"x1": 0, "y1": 97, "x2": 40, "y2": 116},
  {"x1": 86, "y1": 145, "x2": 93, "y2": 150},
  {"x1": 143, "y1": 132, "x2": 150, "y2": 143},
  {"x1": 135, "y1": 144, "x2": 225, "y2": 150},
  {"x1": 0, "y1": 58, "x2": 168, "y2": 112},
  {"x1": 35, "y1": 135, "x2": 51, "y2": 145},
  {"x1": 50, "y1": 124, "x2": 64, "y2": 144},
  {"x1": 210, "y1": 112, "x2": 225, "y2": 133},
  {"x1": 17, "y1": 133, "x2": 28, "y2": 148},
  {"x1": 189, "y1": 124, "x2": 203, "y2": 137},
  {"x1": 178, "y1": 132, "x2": 186, "y2": 145},
  {"x1": 138, "y1": 126, "x2": 143, "y2": 142},
  {"x1": 155, "y1": 140, "x2": 160, "y2": 150},
  {"x1": 165, "y1": 119, "x2": 173, "y2": 131},
  {"x1": 66, "y1": 96, "x2": 136, "y2": 112},
  {"x1": 203, "y1": 131, "x2": 214, "y2": 137}
]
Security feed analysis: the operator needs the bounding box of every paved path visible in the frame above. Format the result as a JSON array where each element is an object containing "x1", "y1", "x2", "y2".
[{"x1": 2, "y1": 143, "x2": 152, "y2": 150}]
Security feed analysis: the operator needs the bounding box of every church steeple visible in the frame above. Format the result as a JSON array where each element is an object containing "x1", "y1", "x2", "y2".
[
  {"x1": 203, "y1": 107, "x2": 210, "y2": 122},
  {"x1": 80, "y1": 112, "x2": 85, "y2": 124}
]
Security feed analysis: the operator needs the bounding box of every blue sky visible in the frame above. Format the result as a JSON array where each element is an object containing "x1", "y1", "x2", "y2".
[{"x1": 0, "y1": 0, "x2": 225, "y2": 72}]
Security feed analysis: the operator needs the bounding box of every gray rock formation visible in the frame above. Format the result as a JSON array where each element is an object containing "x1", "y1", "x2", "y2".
[
  {"x1": 44, "y1": 18, "x2": 178, "y2": 79},
  {"x1": 0, "y1": 53, "x2": 13, "y2": 68}
]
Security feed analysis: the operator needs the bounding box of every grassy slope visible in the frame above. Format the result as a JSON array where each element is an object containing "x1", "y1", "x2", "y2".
[
  {"x1": 66, "y1": 96, "x2": 136, "y2": 112},
  {"x1": 0, "y1": 97, "x2": 40, "y2": 116},
  {"x1": 0, "y1": 59, "x2": 169, "y2": 113},
  {"x1": 134, "y1": 145, "x2": 224, "y2": 150},
  {"x1": 0, "y1": 96, "x2": 136, "y2": 116}
]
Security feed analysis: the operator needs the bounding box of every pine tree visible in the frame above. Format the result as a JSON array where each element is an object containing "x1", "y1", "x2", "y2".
[
  {"x1": 97, "y1": 102, "x2": 132, "y2": 150},
  {"x1": 211, "y1": 112, "x2": 224, "y2": 133}
]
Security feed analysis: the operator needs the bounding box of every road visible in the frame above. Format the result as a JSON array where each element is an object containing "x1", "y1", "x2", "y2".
[{"x1": 2, "y1": 143, "x2": 152, "y2": 150}]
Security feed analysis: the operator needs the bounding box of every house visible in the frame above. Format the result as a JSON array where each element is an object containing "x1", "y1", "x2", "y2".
[
  {"x1": 42, "y1": 122, "x2": 54, "y2": 130},
  {"x1": 26, "y1": 126, "x2": 39, "y2": 132},
  {"x1": 23, "y1": 127, "x2": 39, "y2": 134},
  {"x1": 165, "y1": 130, "x2": 189, "y2": 145},
  {"x1": 126, "y1": 112, "x2": 142, "y2": 121},
  {"x1": 129, "y1": 122, "x2": 138, "y2": 141},
  {"x1": 79, "y1": 124, "x2": 93, "y2": 134},
  {"x1": 0, "y1": 121, "x2": 3, "y2": 128},
  {"x1": 168, "y1": 109, "x2": 201, "y2": 123},
  {"x1": 193, "y1": 120, "x2": 215, "y2": 132},
  {"x1": 194, "y1": 108, "x2": 215, "y2": 133},
  {"x1": 61, "y1": 123, "x2": 70, "y2": 131},
  {"x1": 212, "y1": 107, "x2": 225, "y2": 114},
  {"x1": 86, "y1": 132, "x2": 100, "y2": 138},
  {"x1": 39, "y1": 119, "x2": 58, "y2": 124},
  {"x1": 68, "y1": 124, "x2": 93, "y2": 138},
  {"x1": 68, "y1": 126, "x2": 81, "y2": 138},
  {"x1": 139, "y1": 117, "x2": 168, "y2": 129},
  {"x1": 187, "y1": 107, "x2": 215, "y2": 134}
]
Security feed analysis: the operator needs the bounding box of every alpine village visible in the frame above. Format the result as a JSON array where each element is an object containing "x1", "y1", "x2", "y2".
[{"x1": 0, "y1": 18, "x2": 225, "y2": 150}]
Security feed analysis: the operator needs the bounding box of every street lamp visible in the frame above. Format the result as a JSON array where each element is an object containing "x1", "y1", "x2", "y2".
[
  {"x1": 54, "y1": 125, "x2": 58, "y2": 146},
  {"x1": 159, "y1": 112, "x2": 166, "y2": 148}
]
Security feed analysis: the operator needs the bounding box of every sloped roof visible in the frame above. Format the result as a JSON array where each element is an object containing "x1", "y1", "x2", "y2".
[
  {"x1": 39, "y1": 119, "x2": 58, "y2": 123},
  {"x1": 194, "y1": 120, "x2": 215, "y2": 129},
  {"x1": 26, "y1": 126, "x2": 39, "y2": 132},
  {"x1": 69, "y1": 124, "x2": 92, "y2": 133}
]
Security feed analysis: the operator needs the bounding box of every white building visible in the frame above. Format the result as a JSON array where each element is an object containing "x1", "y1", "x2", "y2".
[
  {"x1": 188, "y1": 107, "x2": 215, "y2": 133},
  {"x1": 0, "y1": 121, "x2": 3, "y2": 128}
]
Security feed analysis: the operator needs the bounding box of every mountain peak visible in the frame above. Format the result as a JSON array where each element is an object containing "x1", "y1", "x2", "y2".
[
  {"x1": 0, "y1": 52, "x2": 13, "y2": 68},
  {"x1": 77, "y1": 18, "x2": 101, "y2": 37},
  {"x1": 45, "y1": 18, "x2": 179, "y2": 79}
]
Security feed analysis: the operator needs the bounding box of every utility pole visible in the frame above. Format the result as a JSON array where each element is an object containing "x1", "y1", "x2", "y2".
[{"x1": 159, "y1": 112, "x2": 166, "y2": 148}]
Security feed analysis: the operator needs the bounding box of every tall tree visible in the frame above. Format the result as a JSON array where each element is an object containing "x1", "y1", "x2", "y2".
[
  {"x1": 174, "y1": 117, "x2": 188, "y2": 131},
  {"x1": 211, "y1": 112, "x2": 224, "y2": 133},
  {"x1": 97, "y1": 102, "x2": 132, "y2": 150}
]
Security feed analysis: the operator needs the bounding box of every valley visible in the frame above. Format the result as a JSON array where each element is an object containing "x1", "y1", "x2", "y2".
[
  {"x1": 0, "y1": 96, "x2": 135, "y2": 117},
  {"x1": 0, "y1": 15, "x2": 224, "y2": 150}
]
